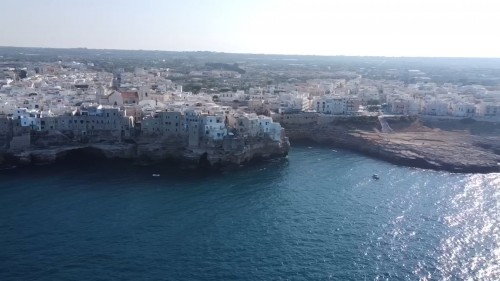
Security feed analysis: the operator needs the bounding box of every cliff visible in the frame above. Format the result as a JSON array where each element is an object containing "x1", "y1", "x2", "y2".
[
  {"x1": 0, "y1": 136, "x2": 290, "y2": 170},
  {"x1": 282, "y1": 116, "x2": 500, "y2": 173}
]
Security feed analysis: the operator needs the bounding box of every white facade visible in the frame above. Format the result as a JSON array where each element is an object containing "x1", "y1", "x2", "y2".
[
  {"x1": 423, "y1": 100, "x2": 449, "y2": 116},
  {"x1": 313, "y1": 96, "x2": 360, "y2": 115},
  {"x1": 258, "y1": 116, "x2": 282, "y2": 141},
  {"x1": 202, "y1": 115, "x2": 227, "y2": 140},
  {"x1": 476, "y1": 102, "x2": 500, "y2": 118},
  {"x1": 218, "y1": 90, "x2": 245, "y2": 102},
  {"x1": 450, "y1": 102, "x2": 476, "y2": 117}
]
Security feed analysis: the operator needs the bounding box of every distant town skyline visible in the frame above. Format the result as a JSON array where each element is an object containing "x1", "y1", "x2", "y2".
[{"x1": 1, "y1": 0, "x2": 499, "y2": 58}]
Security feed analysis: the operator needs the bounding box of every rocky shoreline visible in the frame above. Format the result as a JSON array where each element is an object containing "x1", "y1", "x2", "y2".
[
  {"x1": 281, "y1": 117, "x2": 500, "y2": 174},
  {"x1": 3, "y1": 116, "x2": 500, "y2": 174},
  {"x1": 0, "y1": 137, "x2": 290, "y2": 170}
]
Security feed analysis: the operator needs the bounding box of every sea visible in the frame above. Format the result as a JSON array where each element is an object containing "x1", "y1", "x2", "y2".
[{"x1": 0, "y1": 146, "x2": 498, "y2": 281}]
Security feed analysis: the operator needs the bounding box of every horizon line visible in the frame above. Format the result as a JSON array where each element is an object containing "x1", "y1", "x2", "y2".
[{"x1": 1, "y1": 45, "x2": 500, "y2": 60}]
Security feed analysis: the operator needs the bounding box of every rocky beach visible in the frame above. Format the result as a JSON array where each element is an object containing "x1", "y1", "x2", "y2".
[{"x1": 282, "y1": 116, "x2": 500, "y2": 173}]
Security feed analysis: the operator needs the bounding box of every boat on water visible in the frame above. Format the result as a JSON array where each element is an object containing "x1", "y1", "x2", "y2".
[
  {"x1": 152, "y1": 174, "x2": 160, "y2": 177},
  {"x1": 372, "y1": 174, "x2": 380, "y2": 180}
]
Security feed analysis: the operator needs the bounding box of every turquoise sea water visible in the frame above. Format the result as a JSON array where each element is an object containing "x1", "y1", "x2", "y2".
[{"x1": 0, "y1": 147, "x2": 498, "y2": 280}]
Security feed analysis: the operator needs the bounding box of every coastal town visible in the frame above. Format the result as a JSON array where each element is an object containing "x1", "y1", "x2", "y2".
[
  {"x1": 0, "y1": 64, "x2": 285, "y2": 152},
  {"x1": 3, "y1": 1, "x2": 500, "y2": 280},
  {"x1": 1, "y1": 48, "x2": 500, "y2": 170}
]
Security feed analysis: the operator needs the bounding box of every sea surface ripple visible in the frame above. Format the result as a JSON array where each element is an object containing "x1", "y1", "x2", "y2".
[{"x1": 0, "y1": 147, "x2": 498, "y2": 280}]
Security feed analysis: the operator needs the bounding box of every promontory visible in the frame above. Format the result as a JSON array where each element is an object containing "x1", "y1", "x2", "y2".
[{"x1": 274, "y1": 112, "x2": 500, "y2": 173}]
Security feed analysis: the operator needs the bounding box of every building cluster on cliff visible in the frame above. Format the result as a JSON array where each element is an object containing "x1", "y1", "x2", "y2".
[
  {"x1": 2, "y1": 62, "x2": 500, "y2": 150},
  {"x1": 0, "y1": 63, "x2": 285, "y2": 151}
]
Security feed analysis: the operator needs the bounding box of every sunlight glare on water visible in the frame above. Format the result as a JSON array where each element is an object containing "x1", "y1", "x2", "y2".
[
  {"x1": 0, "y1": 147, "x2": 499, "y2": 280},
  {"x1": 437, "y1": 173, "x2": 500, "y2": 281}
]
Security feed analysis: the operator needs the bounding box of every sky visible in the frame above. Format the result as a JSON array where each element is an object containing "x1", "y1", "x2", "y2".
[{"x1": 1, "y1": 0, "x2": 499, "y2": 57}]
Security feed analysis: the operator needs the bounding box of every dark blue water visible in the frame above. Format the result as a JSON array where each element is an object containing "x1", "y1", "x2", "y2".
[{"x1": 1, "y1": 147, "x2": 499, "y2": 280}]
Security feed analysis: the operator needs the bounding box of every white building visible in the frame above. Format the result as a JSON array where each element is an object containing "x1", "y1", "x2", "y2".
[
  {"x1": 313, "y1": 96, "x2": 360, "y2": 115},
  {"x1": 450, "y1": 102, "x2": 476, "y2": 118},
  {"x1": 218, "y1": 90, "x2": 245, "y2": 103},
  {"x1": 423, "y1": 100, "x2": 449, "y2": 116},
  {"x1": 476, "y1": 102, "x2": 500, "y2": 118},
  {"x1": 258, "y1": 116, "x2": 283, "y2": 141},
  {"x1": 201, "y1": 114, "x2": 227, "y2": 140}
]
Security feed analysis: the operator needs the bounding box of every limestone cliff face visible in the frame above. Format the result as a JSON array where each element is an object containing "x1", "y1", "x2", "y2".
[
  {"x1": 0, "y1": 135, "x2": 290, "y2": 169},
  {"x1": 283, "y1": 120, "x2": 500, "y2": 174},
  {"x1": 204, "y1": 137, "x2": 290, "y2": 167}
]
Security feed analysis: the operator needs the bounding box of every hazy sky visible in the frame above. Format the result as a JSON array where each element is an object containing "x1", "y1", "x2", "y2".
[{"x1": 1, "y1": 0, "x2": 499, "y2": 57}]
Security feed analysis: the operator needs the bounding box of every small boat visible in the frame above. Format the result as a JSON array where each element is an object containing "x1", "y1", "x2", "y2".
[
  {"x1": 372, "y1": 174, "x2": 380, "y2": 180},
  {"x1": 152, "y1": 174, "x2": 160, "y2": 177}
]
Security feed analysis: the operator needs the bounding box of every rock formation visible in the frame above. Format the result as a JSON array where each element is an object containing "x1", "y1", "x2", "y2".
[
  {"x1": 282, "y1": 116, "x2": 500, "y2": 173},
  {"x1": 0, "y1": 135, "x2": 290, "y2": 170}
]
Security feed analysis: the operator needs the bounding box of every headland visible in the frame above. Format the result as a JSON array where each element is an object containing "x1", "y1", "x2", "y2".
[
  {"x1": 275, "y1": 113, "x2": 500, "y2": 173},
  {"x1": 0, "y1": 134, "x2": 289, "y2": 170}
]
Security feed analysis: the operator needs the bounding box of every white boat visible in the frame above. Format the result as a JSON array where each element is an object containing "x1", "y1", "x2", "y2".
[
  {"x1": 152, "y1": 174, "x2": 160, "y2": 177},
  {"x1": 372, "y1": 174, "x2": 380, "y2": 180}
]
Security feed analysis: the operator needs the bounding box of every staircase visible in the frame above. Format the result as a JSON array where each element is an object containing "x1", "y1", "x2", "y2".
[{"x1": 378, "y1": 115, "x2": 394, "y2": 133}]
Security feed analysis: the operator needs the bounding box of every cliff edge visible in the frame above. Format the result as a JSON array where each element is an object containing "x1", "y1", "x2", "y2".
[
  {"x1": 280, "y1": 115, "x2": 500, "y2": 173},
  {"x1": 0, "y1": 136, "x2": 290, "y2": 170}
]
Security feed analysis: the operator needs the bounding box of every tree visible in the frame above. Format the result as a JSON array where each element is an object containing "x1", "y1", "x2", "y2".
[{"x1": 18, "y1": 69, "x2": 27, "y2": 79}]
